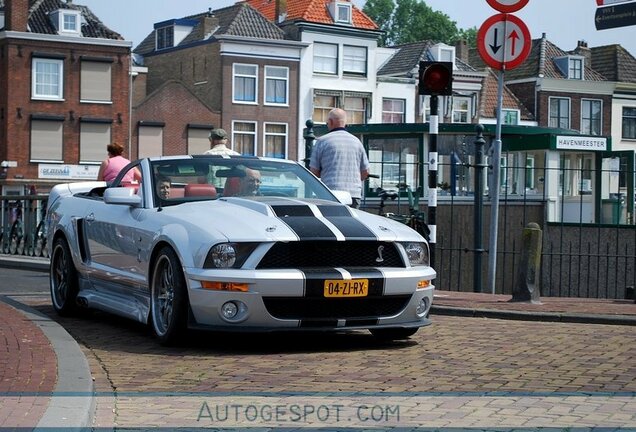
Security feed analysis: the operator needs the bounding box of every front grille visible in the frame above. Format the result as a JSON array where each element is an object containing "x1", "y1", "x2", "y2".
[
  {"x1": 263, "y1": 295, "x2": 412, "y2": 320},
  {"x1": 257, "y1": 241, "x2": 404, "y2": 269}
]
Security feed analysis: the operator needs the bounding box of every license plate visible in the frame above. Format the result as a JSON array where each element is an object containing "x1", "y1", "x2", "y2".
[{"x1": 323, "y1": 279, "x2": 368, "y2": 297}]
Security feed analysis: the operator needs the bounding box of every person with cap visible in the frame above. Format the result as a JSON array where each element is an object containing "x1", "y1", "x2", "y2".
[{"x1": 204, "y1": 128, "x2": 239, "y2": 156}]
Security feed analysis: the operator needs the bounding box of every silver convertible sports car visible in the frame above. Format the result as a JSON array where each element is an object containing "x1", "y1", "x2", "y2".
[{"x1": 47, "y1": 155, "x2": 436, "y2": 344}]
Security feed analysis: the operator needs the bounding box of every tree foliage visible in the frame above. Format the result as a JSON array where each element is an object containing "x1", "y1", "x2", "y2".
[{"x1": 363, "y1": 0, "x2": 475, "y2": 48}]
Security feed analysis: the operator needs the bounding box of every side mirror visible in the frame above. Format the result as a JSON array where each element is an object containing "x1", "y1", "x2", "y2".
[
  {"x1": 104, "y1": 188, "x2": 142, "y2": 207},
  {"x1": 332, "y1": 190, "x2": 352, "y2": 206}
]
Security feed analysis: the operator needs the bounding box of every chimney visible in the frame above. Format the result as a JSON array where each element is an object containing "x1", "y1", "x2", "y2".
[
  {"x1": 574, "y1": 40, "x2": 591, "y2": 65},
  {"x1": 202, "y1": 9, "x2": 219, "y2": 36},
  {"x1": 6, "y1": 0, "x2": 29, "y2": 32},
  {"x1": 275, "y1": 0, "x2": 287, "y2": 24},
  {"x1": 455, "y1": 39, "x2": 468, "y2": 63}
]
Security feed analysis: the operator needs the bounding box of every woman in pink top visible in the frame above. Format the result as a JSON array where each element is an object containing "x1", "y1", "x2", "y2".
[{"x1": 97, "y1": 143, "x2": 140, "y2": 183}]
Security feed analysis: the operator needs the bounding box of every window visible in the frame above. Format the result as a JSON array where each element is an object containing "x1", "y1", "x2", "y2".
[
  {"x1": 452, "y1": 97, "x2": 470, "y2": 123},
  {"x1": 313, "y1": 43, "x2": 338, "y2": 74},
  {"x1": 313, "y1": 95, "x2": 338, "y2": 123},
  {"x1": 80, "y1": 122, "x2": 111, "y2": 163},
  {"x1": 623, "y1": 107, "x2": 636, "y2": 139},
  {"x1": 81, "y1": 60, "x2": 112, "y2": 102},
  {"x1": 569, "y1": 58, "x2": 583, "y2": 80},
  {"x1": 265, "y1": 66, "x2": 288, "y2": 105},
  {"x1": 502, "y1": 109, "x2": 519, "y2": 125},
  {"x1": 549, "y1": 97, "x2": 570, "y2": 129},
  {"x1": 581, "y1": 99, "x2": 602, "y2": 135},
  {"x1": 233, "y1": 122, "x2": 257, "y2": 155},
  {"x1": 63, "y1": 13, "x2": 77, "y2": 32},
  {"x1": 30, "y1": 119, "x2": 63, "y2": 161},
  {"x1": 336, "y1": 3, "x2": 352, "y2": 23},
  {"x1": 138, "y1": 125, "x2": 164, "y2": 158},
  {"x1": 382, "y1": 98, "x2": 405, "y2": 123},
  {"x1": 525, "y1": 155, "x2": 535, "y2": 190},
  {"x1": 233, "y1": 64, "x2": 257, "y2": 103},
  {"x1": 344, "y1": 97, "x2": 366, "y2": 124},
  {"x1": 343, "y1": 45, "x2": 366, "y2": 75},
  {"x1": 367, "y1": 136, "x2": 419, "y2": 193},
  {"x1": 264, "y1": 123, "x2": 287, "y2": 159},
  {"x1": 32, "y1": 58, "x2": 63, "y2": 100},
  {"x1": 156, "y1": 26, "x2": 174, "y2": 50}
]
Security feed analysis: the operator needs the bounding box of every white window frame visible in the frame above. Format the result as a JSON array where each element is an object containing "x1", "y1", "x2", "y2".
[
  {"x1": 382, "y1": 98, "x2": 405, "y2": 123},
  {"x1": 581, "y1": 98, "x2": 602, "y2": 136},
  {"x1": 263, "y1": 122, "x2": 288, "y2": 159},
  {"x1": 569, "y1": 57, "x2": 583, "y2": 80},
  {"x1": 313, "y1": 43, "x2": 338, "y2": 75},
  {"x1": 63, "y1": 13, "x2": 78, "y2": 32},
  {"x1": 344, "y1": 96, "x2": 367, "y2": 124},
  {"x1": 232, "y1": 121, "x2": 257, "y2": 155},
  {"x1": 32, "y1": 58, "x2": 64, "y2": 101},
  {"x1": 264, "y1": 66, "x2": 289, "y2": 106},
  {"x1": 232, "y1": 63, "x2": 258, "y2": 104},
  {"x1": 451, "y1": 96, "x2": 471, "y2": 123},
  {"x1": 549, "y1": 96, "x2": 570, "y2": 129},
  {"x1": 502, "y1": 109, "x2": 520, "y2": 125},
  {"x1": 336, "y1": 3, "x2": 352, "y2": 24},
  {"x1": 313, "y1": 94, "x2": 339, "y2": 124},
  {"x1": 343, "y1": 45, "x2": 367, "y2": 75}
]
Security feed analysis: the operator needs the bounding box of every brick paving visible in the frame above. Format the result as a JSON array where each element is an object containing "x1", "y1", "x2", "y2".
[
  {"x1": 1, "y1": 292, "x2": 635, "y2": 430},
  {"x1": 0, "y1": 301, "x2": 56, "y2": 430}
]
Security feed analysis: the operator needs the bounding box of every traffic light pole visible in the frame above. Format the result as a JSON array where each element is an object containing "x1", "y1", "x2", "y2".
[{"x1": 428, "y1": 95, "x2": 439, "y2": 268}]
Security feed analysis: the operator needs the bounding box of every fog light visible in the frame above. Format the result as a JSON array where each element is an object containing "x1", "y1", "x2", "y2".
[
  {"x1": 416, "y1": 297, "x2": 430, "y2": 317},
  {"x1": 221, "y1": 301, "x2": 239, "y2": 319}
]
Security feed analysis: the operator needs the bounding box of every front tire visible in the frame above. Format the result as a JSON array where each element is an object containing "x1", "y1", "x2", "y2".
[
  {"x1": 50, "y1": 237, "x2": 79, "y2": 316},
  {"x1": 150, "y1": 246, "x2": 188, "y2": 345},
  {"x1": 370, "y1": 327, "x2": 418, "y2": 341}
]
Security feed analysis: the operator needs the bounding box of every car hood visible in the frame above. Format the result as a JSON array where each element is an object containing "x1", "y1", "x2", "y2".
[{"x1": 164, "y1": 196, "x2": 423, "y2": 243}]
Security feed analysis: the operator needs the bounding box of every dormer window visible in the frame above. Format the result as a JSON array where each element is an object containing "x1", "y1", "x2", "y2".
[
  {"x1": 49, "y1": 9, "x2": 82, "y2": 36},
  {"x1": 156, "y1": 26, "x2": 174, "y2": 50},
  {"x1": 154, "y1": 18, "x2": 197, "y2": 51},
  {"x1": 554, "y1": 55, "x2": 584, "y2": 80},
  {"x1": 328, "y1": 1, "x2": 352, "y2": 25},
  {"x1": 430, "y1": 43, "x2": 456, "y2": 69}
]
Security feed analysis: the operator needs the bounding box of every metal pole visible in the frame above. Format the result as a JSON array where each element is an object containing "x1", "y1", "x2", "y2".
[
  {"x1": 428, "y1": 95, "x2": 439, "y2": 268},
  {"x1": 487, "y1": 68, "x2": 505, "y2": 294},
  {"x1": 303, "y1": 119, "x2": 315, "y2": 169},
  {"x1": 473, "y1": 124, "x2": 486, "y2": 293}
]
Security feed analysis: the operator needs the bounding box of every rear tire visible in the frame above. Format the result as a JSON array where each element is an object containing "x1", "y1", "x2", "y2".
[
  {"x1": 50, "y1": 237, "x2": 79, "y2": 316},
  {"x1": 150, "y1": 246, "x2": 188, "y2": 345},
  {"x1": 370, "y1": 327, "x2": 418, "y2": 341}
]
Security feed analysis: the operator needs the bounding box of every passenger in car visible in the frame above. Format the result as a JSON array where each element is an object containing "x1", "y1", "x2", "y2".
[
  {"x1": 156, "y1": 176, "x2": 171, "y2": 200},
  {"x1": 238, "y1": 168, "x2": 261, "y2": 196}
]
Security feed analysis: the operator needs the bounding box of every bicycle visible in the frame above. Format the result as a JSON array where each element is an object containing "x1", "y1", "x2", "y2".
[{"x1": 375, "y1": 183, "x2": 430, "y2": 241}]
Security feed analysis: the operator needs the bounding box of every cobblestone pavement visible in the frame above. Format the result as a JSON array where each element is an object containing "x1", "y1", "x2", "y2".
[{"x1": 4, "y1": 295, "x2": 634, "y2": 430}]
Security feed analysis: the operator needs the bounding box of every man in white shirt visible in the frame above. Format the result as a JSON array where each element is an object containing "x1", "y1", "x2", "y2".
[{"x1": 204, "y1": 128, "x2": 239, "y2": 155}]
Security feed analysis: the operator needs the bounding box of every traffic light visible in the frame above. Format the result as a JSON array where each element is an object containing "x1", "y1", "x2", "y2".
[{"x1": 418, "y1": 61, "x2": 453, "y2": 96}]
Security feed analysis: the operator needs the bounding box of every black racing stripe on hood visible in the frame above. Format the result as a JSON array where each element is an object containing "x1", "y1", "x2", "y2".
[
  {"x1": 301, "y1": 268, "x2": 385, "y2": 297},
  {"x1": 271, "y1": 204, "x2": 337, "y2": 240},
  {"x1": 317, "y1": 204, "x2": 377, "y2": 239}
]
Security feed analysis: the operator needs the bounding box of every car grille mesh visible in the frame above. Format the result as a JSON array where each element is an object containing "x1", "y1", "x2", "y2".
[
  {"x1": 262, "y1": 295, "x2": 412, "y2": 320},
  {"x1": 256, "y1": 241, "x2": 404, "y2": 269}
]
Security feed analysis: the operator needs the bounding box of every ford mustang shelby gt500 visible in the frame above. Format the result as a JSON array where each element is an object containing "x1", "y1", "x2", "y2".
[{"x1": 47, "y1": 155, "x2": 436, "y2": 344}]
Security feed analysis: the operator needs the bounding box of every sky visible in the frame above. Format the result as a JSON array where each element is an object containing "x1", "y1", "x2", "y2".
[{"x1": 78, "y1": 0, "x2": 636, "y2": 56}]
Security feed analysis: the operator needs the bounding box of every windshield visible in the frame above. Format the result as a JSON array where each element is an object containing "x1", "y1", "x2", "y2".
[{"x1": 149, "y1": 156, "x2": 337, "y2": 205}]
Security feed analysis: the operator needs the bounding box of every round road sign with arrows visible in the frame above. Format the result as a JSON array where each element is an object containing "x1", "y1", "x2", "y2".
[
  {"x1": 486, "y1": 0, "x2": 529, "y2": 13},
  {"x1": 477, "y1": 13, "x2": 531, "y2": 70}
]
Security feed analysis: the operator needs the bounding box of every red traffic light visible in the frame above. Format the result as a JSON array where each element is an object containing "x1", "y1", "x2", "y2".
[{"x1": 418, "y1": 61, "x2": 453, "y2": 96}]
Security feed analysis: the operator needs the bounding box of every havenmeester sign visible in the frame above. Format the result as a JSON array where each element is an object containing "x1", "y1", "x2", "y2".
[{"x1": 555, "y1": 136, "x2": 608, "y2": 151}]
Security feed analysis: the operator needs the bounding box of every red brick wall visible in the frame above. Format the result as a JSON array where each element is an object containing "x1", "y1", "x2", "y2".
[
  {"x1": 6, "y1": 0, "x2": 29, "y2": 32},
  {"x1": 132, "y1": 81, "x2": 220, "y2": 158},
  {"x1": 0, "y1": 37, "x2": 130, "y2": 185}
]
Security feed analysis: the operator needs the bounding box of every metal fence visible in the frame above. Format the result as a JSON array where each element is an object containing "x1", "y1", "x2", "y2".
[{"x1": 0, "y1": 194, "x2": 49, "y2": 258}]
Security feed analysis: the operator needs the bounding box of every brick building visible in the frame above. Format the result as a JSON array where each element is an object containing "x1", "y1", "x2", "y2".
[
  {"x1": 133, "y1": 3, "x2": 304, "y2": 160},
  {"x1": 0, "y1": 0, "x2": 131, "y2": 194}
]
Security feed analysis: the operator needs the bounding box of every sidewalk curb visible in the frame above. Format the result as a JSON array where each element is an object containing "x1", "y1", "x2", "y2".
[
  {"x1": 431, "y1": 305, "x2": 636, "y2": 326},
  {"x1": 1, "y1": 296, "x2": 95, "y2": 430},
  {"x1": 0, "y1": 255, "x2": 49, "y2": 272}
]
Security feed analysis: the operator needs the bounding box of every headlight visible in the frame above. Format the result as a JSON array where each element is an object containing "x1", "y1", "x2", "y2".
[
  {"x1": 209, "y1": 243, "x2": 236, "y2": 268},
  {"x1": 203, "y1": 242, "x2": 259, "y2": 269},
  {"x1": 402, "y1": 242, "x2": 430, "y2": 266}
]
